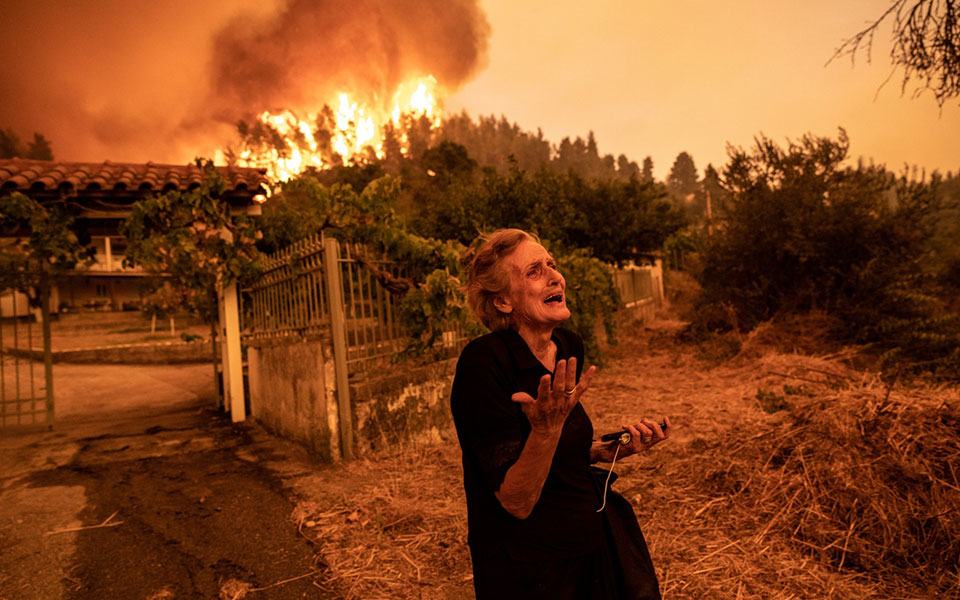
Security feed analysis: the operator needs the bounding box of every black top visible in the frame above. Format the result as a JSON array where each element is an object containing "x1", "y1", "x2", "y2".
[{"x1": 450, "y1": 327, "x2": 604, "y2": 561}]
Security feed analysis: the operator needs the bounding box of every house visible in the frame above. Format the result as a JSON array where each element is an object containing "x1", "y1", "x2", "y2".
[{"x1": 0, "y1": 158, "x2": 269, "y2": 313}]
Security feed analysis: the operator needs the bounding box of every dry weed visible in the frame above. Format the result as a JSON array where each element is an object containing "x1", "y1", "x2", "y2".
[
  {"x1": 291, "y1": 316, "x2": 959, "y2": 599},
  {"x1": 293, "y1": 443, "x2": 471, "y2": 599},
  {"x1": 624, "y1": 351, "x2": 960, "y2": 599},
  {"x1": 218, "y1": 578, "x2": 252, "y2": 600}
]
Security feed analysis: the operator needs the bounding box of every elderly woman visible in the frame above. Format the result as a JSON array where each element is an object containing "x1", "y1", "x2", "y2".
[{"x1": 451, "y1": 228, "x2": 671, "y2": 600}]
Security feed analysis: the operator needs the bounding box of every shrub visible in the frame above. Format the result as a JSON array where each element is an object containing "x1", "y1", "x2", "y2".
[{"x1": 694, "y1": 130, "x2": 960, "y2": 377}]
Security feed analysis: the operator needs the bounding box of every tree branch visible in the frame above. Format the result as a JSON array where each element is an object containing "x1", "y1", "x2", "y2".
[{"x1": 830, "y1": 0, "x2": 960, "y2": 107}]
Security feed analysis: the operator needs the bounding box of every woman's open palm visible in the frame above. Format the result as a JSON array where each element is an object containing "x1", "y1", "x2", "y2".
[{"x1": 511, "y1": 358, "x2": 596, "y2": 433}]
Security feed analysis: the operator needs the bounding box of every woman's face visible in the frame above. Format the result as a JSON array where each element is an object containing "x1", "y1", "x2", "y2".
[{"x1": 497, "y1": 240, "x2": 570, "y2": 329}]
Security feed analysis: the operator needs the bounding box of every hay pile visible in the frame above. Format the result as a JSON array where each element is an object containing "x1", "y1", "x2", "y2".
[
  {"x1": 641, "y1": 357, "x2": 960, "y2": 600},
  {"x1": 291, "y1": 443, "x2": 473, "y2": 600},
  {"x1": 284, "y1": 314, "x2": 959, "y2": 600}
]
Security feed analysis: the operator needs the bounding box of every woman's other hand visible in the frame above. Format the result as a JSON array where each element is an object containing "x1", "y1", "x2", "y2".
[
  {"x1": 592, "y1": 416, "x2": 671, "y2": 462},
  {"x1": 511, "y1": 357, "x2": 597, "y2": 434}
]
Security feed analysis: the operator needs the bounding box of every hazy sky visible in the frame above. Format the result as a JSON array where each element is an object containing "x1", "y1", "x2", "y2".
[{"x1": 446, "y1": 0, "x2": 960, "y2": 179}]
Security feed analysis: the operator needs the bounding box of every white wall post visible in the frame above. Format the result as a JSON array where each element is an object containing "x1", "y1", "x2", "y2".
[
  {"x1": 219, "y1": 281, "x2": 246, "y2": 422},
  {"x1": 104, "y1": 236, "x2": 112, "y2": 272}
]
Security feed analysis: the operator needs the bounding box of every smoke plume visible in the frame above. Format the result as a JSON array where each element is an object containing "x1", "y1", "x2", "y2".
[{"x1": 0, "y1": 0, "x2": 490, "y2": 164}]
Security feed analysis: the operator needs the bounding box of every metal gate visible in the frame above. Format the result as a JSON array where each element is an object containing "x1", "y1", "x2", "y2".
[{"x1": 0, "y1": 269, "x2": 54, "y2": 432}]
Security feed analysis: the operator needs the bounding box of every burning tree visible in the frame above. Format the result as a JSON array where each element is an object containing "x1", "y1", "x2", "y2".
[{"x1": 229, "y1": 76, "x2": 443, "y2": 181}]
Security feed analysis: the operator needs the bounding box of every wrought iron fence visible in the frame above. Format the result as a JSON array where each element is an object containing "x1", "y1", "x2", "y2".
[
  {"x1": 245, "y1": 238, "x2": 661, "y2": 377},
  {"x1": 243, "y1": 233, "x2": 468, "y2": 374},
  {"x1": 0, "y1": 265, "x2": 54, "y2": 430},
  {"x1": 245, "y1": 234, "x2": 329, "y2": 341},
  {"x1": 337, "y1": 242, "x2": 418, "y2": 368}
]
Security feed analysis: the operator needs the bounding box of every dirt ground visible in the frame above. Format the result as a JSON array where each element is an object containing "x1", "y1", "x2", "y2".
[
  {"x1": 270, "y1": 315, "x2": 959, "y2": 600},
  {"x1": 1, "y1": 311, "x2": 956, "y2": 599},
  {"x1": 0, "y1": 363, "x2": 332, "y2": 599}
]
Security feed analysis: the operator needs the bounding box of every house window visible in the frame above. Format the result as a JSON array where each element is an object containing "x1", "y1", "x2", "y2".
[{"x1": 96, "y1": 284, "x2": 108, "y2": 297}]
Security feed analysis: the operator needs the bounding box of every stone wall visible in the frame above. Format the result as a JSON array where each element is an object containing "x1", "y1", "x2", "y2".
[
  {"x1": 246, "y1": 338, "x2": 339, "y2": 462},
  {"x1": 246, "y1": 335, "x2": 457, "y2": 462},
  {"x1": 351, "y1": 357, "x2": 456, "y2": 455}
]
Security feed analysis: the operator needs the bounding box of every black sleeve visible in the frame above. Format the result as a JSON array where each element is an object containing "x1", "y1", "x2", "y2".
[{"x1": 450, "y1": 339, "x2": 526, "y2": 492}]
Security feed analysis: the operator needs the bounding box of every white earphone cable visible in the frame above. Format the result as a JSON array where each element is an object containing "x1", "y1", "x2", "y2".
[{"x1": 596, "y1": 442, "x2": 620, "y2": 512}]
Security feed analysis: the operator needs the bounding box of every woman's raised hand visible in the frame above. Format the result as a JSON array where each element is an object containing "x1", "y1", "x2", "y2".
[{"x1": 511, "y1": 358, "x2": 596, "y2": 434}]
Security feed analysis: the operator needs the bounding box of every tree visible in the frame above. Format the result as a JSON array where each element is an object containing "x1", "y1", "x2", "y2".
[
  {"x1": 833, "y1": 0, "x2": 960, "y2": 106},
  {"x1": 641, "y1": 156, "x2": 654, "y2": 183},
  {"x1": 0, "y1": 129, "x2": 54, "y2": 160},
  {"x1": 569, "y1": 174, "x2": 685, "y2": 266},
  {"x1": 617, "y1": 154, "x2": 640, "y2": 180},
  {"x1": 0, "y1": 192, "x2": 94, "y2": 309},
  {"x1": 695, "y1": 129, "x2": 960, "y2": 377},
  {"x1": 0, "y1": 130, "x2": 16, "y2": 159},
  {"x1": 26, "y1": 134, "x2": 54, "y2": 160},
  {"x1": 121, "y1": 160, "x2": 261, "y2": 321},
  {"x1": 404, "y1": 141, "x2": 481, "y2": 241},
  {"x1": 667, "y1": 151, "x2": 699, "y2": 210},
  {"x1": 701, "y1": 163, "x2": 727, "y2": 219}
]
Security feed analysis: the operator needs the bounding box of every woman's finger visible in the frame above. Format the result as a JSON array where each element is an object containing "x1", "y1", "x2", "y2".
[
  {"x1": 625, "y1": 422, "x2": 653, "y2": 446},
  {"x1": 575, "y1": 365, "x2": 597, "y2": 398},
  {"x1": 511, "y1": 391, "x2": 535, "y2": 405},
  {"x1": 642, "y1": 418, "x2": 666, "y2": 441},
  {"x1": 553, "y1": 359, "x2": 567, "y2": 398},
  {"x1": 537, "y1": 373, "x2": 552, "y2": 402},
  {"x1": 565, "y1": 356, "x2": 577, "y2": 396}
]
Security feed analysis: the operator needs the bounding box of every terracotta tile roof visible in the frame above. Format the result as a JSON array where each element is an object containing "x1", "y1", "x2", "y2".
[{"x1": 0, "y1": 158, "x2": 269, "y2": 199}]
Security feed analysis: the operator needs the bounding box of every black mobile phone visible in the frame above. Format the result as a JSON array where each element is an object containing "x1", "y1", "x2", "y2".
[{"x1": 600, "y1": 420, "x2": 668, "y2": 444}]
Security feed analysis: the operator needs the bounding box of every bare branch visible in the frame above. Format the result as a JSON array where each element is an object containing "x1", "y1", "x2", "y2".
[{"x1": 830, "y1": 0, "x2": 960, "y2": 107}]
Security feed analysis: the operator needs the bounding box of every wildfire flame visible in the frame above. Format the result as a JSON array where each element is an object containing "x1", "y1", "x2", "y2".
[{"x1": 232, "y1": 75, "x2": 442, "y2": 181}]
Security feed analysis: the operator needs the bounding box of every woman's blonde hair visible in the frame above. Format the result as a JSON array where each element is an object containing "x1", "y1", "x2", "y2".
[{"x1": 463, "y1": 228, "x2": 538, "y2": 331}]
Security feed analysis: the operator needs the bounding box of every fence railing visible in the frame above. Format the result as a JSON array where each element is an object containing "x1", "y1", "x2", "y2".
[
  {"x1": 337, "y1": 242, "x2": 416, "y2": 369},
  {"x1": 243, "y1": 233, "x2": 469, "y2": 374},
  {"x1": 612, "y1": 261, "x2": 663, "y2": 308},
  {"x1": 245, "y1": 234, "x2": 329, "y2": 341},
  {"x1": 0, "y1": 265, "x2": 55, "y2": 431},
  {"x1": 245, "y1": 238, "x2": 662, "y2": 374}
]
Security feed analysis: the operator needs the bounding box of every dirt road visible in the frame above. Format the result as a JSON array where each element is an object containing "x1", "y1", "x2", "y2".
[{"x1": 0, "y1": 365, "x2": 330, "y2": 600}]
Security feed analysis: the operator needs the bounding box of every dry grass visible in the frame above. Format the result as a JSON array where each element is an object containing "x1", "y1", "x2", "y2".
[
  {"x1": 644, "y1": 362, "x2": 960, "y2": 599},
  {"x1": 291, "y1": 443, "x2": 473, "y2": 600},
  {"x1": 290, "y1": 313, "x2": 960, "y2": 600}
]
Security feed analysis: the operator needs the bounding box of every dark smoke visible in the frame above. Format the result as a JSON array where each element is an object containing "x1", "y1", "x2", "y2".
[{"x1": 0, "y1": 0, "x2": 490, "y2": 164}]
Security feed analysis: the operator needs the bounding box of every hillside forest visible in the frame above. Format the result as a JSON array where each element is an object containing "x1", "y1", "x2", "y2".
[{"x1": 2, "y1": 112, "x2": 959, "y2": 376}]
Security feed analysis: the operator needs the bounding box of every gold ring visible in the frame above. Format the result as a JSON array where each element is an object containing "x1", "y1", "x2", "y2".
[
  {"x1": 563, "y1": 386, "x2": 577, "y2": 397},
  {"x1": 641, "y1": 436, "x2": 653, "y2": 443}
]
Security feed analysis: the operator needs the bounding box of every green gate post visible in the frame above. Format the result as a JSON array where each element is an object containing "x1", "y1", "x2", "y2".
[{"x1": 39, "y1": 272, "x2": 54, "y2": 428}]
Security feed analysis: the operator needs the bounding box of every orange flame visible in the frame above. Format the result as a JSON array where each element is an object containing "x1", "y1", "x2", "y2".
[{"x1": 233, "y1": 75, "x2": 442, "y2": 181}]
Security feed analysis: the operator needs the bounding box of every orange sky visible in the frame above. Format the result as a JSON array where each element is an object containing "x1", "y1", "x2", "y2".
[
  {"x1": 446, "y1": 0, "x2": 960, "y2": 179},
  {"x1": 2, "y1": 0, "x2": 955, "y2": 180}
]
